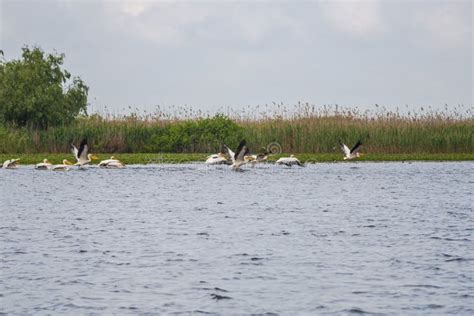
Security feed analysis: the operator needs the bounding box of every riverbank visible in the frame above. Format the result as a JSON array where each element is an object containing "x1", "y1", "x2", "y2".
[{"x1": 2, "y1": 153, "x2": 473, "y2": 165}]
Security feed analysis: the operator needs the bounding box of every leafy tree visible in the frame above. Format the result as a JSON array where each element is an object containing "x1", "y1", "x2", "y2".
[{"x1": 0, "y1": 46, "x2": 88, "y2": 129}]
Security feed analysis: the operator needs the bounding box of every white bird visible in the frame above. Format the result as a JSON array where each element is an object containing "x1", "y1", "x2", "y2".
[
  {"x1": 275, "y1": 155, "x2": 304, "y2": 167},
  {"x1": 71, "y1": 139, "x2": 98, "y2": 167},
  {"x1": 205, "y1": 152, "x2": 231, "y2": 165},
  {"x1": 98, "y1": 156, "x2": 126, "y2": 168},
  {"x1": 51, "y1": 159, "x2": 74, "y2": 171},
  {"x1": 224, "y1": 139, "x2": 249, "y2": 171},
  {"x1": 339, "y1": 140, "x2": 362, "y2": 160},
  {"x1": 2, "y1": 158, "x2": 20, "y2": 169},
  {"x1": 245, "y1": 152, "x2": 269, "y2": 167},
  {"x1": 34, "y1": 159, "x2": 53, "y2": 170}
]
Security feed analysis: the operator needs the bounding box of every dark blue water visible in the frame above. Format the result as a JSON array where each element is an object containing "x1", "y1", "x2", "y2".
[{"x1": 1, "y1": 162, "x2": 473, "y2": 314}]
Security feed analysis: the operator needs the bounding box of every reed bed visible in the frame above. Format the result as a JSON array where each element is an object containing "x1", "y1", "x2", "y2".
[{"x1": 0, "y1": 104, "x2": 472, "y2": 155}]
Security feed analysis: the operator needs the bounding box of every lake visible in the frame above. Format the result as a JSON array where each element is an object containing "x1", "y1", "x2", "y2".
[{"x1": 1, "y1": 162, "x2": 473, "y2": 314}]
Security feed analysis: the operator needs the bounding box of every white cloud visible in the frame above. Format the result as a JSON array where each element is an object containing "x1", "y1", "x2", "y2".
[
  {"x1": 412, "y1": 3, "x2": 472, "y2": 48},
  {"x1": 320, "y1": 0, "x2": 385, "y2": 37}
]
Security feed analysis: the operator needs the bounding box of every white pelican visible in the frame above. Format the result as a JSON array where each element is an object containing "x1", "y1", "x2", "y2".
[
  {"x1": 2, "y1": 158, "x2": 20, "y2": 169},
  {"x1": 51, "y1": 159, "x2": 74, "y2": 171},
  {"x1": 205, "y1": 152, "x2": 231, "y2": 165},
  {"x1": 245, "y1": 151, "x2": 269, "y2": 167},
  {"x1": 98, "y1": 156, "x2": 126, "y2": 168},
  {"x1": 34, "y1": 159, "x2": 53, "y2": 170},
  {"x1": 224, "y1": 139, "x2": 249, "y2": 171},
  {"x1": 71, "y1": 139, "x2": 98, "y2": 167},
  {"x1": 275, "y1": 155, "x2": 304, "y2": 167},
  {"x1": 339, "y1": 140, "x2": 362, "y2": 160}
]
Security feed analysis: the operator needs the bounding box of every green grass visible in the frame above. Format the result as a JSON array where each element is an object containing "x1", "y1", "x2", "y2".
[
  {"x1": 1, "y1": 105, "x2": 472, "y2": 155},
  {"x1": 2, "y1": 152, "x2": 473, "y2": 165}
]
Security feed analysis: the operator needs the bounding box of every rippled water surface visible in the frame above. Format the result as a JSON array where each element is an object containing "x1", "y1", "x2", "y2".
[{"x1": 1, "y1": 162, "x2": 473, "y2": 314}]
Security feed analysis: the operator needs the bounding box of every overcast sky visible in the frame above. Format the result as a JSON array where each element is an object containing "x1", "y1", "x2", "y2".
[{"x1": 1, "y1": 0, "x2": 472, "y2": 114}]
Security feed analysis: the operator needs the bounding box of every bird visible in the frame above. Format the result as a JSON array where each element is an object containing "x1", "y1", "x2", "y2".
[
  {"x1": 51, "y1": 159, "x2": 74, "y2": 171},
  {"x1": 205, "y1": 152, "x2": 231, "y2": 165},
  {"x1": 224, "y1": 139, "x2": 249, "y2": 171},
  {"x1": 71, "y1": 139, "x2": 98, "y2": 167},
  {"x1": 339, "y1": 140, "x2": 362, "y2": 160},
  {"x1": 34, "y1": 159, "x2": 53, "y2": 170},
  {"x1": 98, "y1": 156, "x2": 126, "y2": 168},
  {"x1": 245, "y1": 151, "x2": 269, "y2": 167},
  {"x1": 2, "y1": 158, "x2": 20, "y2": 169},
  {"x1": 275, "y1": 155, "x2": 304, "y2": 167}
]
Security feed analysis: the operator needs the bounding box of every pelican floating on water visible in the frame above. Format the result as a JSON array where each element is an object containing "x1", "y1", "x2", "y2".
[
  {"x1": 245, "y1": 151, "x2": 269, "y2": 167},
  {"x1": 224, "y1": 139, "x2": 249, "y2": 171},
  {"x1": 34, "y1": 159, "x2": 52, "y2": 170},
  {"x1": 2, "y1": 158, "x2": 20, "y2": 169},
  {"x1": 205, "y1": 152, "x2": 231, "y2": 165},
  {"x1": 51, "y1": 159, "x2": 74, "y2": 171},
  {"x1": 98, "y1": 156, "x2": 126, "y2": 168},
  {"x1": 339, "y1": 140, "x2": 362, "y2": 160},
  {"x1": 276, "y1": 155, "x2": 303, "y2": 167},
  {"x1": 71, "y1": 139, "x2": 98, "y2": 167}
]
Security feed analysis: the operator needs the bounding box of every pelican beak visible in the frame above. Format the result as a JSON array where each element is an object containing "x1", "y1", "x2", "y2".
[
  {"x1": 91, "y1": 155, "x2": 99, "y2": 160},
  {"x1": 65, "y1": 160, "x2": 73, "y2": 165}
]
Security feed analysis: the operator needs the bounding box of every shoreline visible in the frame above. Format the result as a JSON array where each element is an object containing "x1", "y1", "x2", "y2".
[{"x1": 1, "y1": 153, "x2": 473, "y2": 165}]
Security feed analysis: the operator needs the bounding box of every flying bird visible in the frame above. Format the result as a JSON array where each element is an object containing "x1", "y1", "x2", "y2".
[
  {"x1": 339, "y1": 140, "x2": 362, "y2": 160},
  {"x1": 224, "y1": 139, "x2": 249, "y2": 171},
  {"x1": 71, "y1": 139, "x2": 98, "y2": 167}
]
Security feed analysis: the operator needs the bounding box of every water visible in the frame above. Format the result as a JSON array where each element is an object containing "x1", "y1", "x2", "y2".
[{"x1": 1, "y1": 162, "x2": 473, "y2": 315}]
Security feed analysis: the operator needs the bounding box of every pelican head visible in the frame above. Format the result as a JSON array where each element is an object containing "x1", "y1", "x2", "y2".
[
  {"x1": 110, "y1": 156, "x2": 116, "y2": 159},
  {"x1": 290, "y1": 154, "x2": 295, "y2": 158},
  {"x1": 43, "y1": 159, "x2": 51, "y2": 164},
  {"x1": 63, "y1": 159, "x2": 73, "y2": 165}
]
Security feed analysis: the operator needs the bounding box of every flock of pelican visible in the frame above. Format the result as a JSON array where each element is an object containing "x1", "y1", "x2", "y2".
[
  {"x1": 205, "y1": 139, "x2": 362, "y2": 170},
  {"x1": 1, "y1": 139, "x2": 362, "y2": 171}
]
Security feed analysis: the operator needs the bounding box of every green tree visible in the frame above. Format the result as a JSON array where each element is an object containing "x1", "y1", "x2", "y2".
[{"x1": 0, "y1": 46, "x2": 88, "y2": 129}]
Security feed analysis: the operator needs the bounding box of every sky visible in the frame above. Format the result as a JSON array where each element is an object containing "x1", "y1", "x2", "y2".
[{"x1": 1, "y1": 0, "x2": 472, "y2": 114}]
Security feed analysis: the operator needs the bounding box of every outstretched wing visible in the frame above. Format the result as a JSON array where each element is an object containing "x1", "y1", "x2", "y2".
[
  {"x1": 77, "y1": 139, "x2": 89, "y2": 161},
  {"x1": 223, "y1": 144, "x2": 235, "y2": 163},
  {"x1": 339, "y1": 141, "x2": 350, "y2": 157},
  {"x1": 71, "y1": 144, "x2": 79, "y2": 159},
  {"x1": 350, "y1": 140, "x2": 362, "y2": 154},
  {"x1": 234, "y1": 139, "x2": 248, "y2": 162}
]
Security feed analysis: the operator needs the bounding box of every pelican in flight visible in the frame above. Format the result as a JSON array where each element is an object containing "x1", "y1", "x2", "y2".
[
  {"x1": 276, "y1": 155, "x2": 304, "y2": 167},
  {"x1": 71, "y1": 139, "x2": 98, "y2": 167},
  {"x1": 34, "y1": 159, "x2": 53, "y2": 170},
  {"x1": 339, "y1": 140, "x2": 362, "y2": 160},
  {"x1": 98, "y1": 156, "x2": 126, "y2": 168},
  {"x1": 205, "y1": 152, "x2": 231, "y2": 165},
  {"x1": 224, "y1": 139, "x2": 249, "y2": 171},
  {"x1": 2, "y1": 158, "x2": 20, "y2": 169},
  {"x1": 51, "y1": 159, "x2": 74, "y2": 171}
]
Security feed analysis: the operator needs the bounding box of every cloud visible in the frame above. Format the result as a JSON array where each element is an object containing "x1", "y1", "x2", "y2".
[
  {"x1": 320, "y1": 0, "x2": 385, "y2": 37},
  {"x1": 118, "y1": 0, "x2": 156, "y2": 17},
  {"x1": 412, "y1": 2, "x2": 472, "y2": 48}
]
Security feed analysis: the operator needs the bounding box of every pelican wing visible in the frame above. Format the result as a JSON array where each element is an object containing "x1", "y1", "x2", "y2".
[
  {"x1": 339, "y1": 141, "x2": 351, "y2": 157},
  {"x1": 223, "y1": 144, "x2": 235, "y2": 163},
  {"x1": 71, "y1": 144, "x2": 79, "y2": 159},
  {"x1": 234, "y1": 140, "x2": 248, "y2": 162},
  {"x1": 77, "y1": 139, "x2": 89, "y2": 161},
  {"x1": 350, "y1": 140, "x2": 362, "y2": 154}
]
